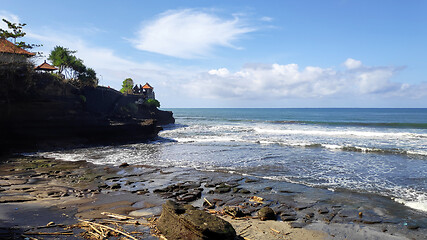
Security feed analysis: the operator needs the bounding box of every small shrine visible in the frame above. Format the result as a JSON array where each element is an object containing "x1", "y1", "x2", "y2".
[{"x1": 34, "y1": 60, "x2": 58, "y2": 72}]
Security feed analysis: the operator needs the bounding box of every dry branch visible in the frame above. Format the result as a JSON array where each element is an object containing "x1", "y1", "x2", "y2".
[
  {"x1": 204, "y1": 197, "x2": 213, "y2": 207},
  {"x1": 21, "y1": 235, "x2": 38, "y2": 240},
  {"x1": 101, "y1": 212, "x2": 134, "y2": 220},
  {"x1": 78, "y1": 219, "x2": 138, "y2": 240}
]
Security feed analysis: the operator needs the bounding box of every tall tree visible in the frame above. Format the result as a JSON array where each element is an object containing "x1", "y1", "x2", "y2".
[
  {"x1": 120, "y1": 78, "x2": 134, "y2": 94},
  {"x1": 0, "y1": 19, "x2": 41, "y2": 50},
  {"x1": 48, "y1": 45, "x2": 98, "y2": 87},
  {"x1": 48, "y1": 46, "x2": 77, "y2": 77}
]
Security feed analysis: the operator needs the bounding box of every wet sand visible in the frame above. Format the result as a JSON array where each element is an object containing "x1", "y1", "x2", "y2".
[{"x1": 0, "y1": 155, "x2": 425, "y2": 239}]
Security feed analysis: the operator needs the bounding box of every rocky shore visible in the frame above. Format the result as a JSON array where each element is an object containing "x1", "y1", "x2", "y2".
[{"x1": 0, "y1": 155, "x2": 425, "y2": 239}]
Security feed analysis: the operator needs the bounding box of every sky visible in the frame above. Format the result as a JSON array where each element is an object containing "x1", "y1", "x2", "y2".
[{"x1": 1, "y1": 0, "x2": 426, "y2": 108}]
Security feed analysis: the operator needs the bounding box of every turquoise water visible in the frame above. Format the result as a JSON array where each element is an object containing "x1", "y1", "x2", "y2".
[{"x1": 37, "y1": 108, "x2": 427, "y2": 212}]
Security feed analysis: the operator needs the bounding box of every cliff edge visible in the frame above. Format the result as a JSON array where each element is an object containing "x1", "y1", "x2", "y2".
[{"x1": 0, "y1": 70, "x2": 174, "y2": 154}]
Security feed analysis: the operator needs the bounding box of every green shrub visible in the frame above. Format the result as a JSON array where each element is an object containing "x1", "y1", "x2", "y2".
[
  {"x1": 79, "y1": 95, "x2": 86, "y2": 103},
  {"x1": 145, "y1": 99, "x2": 160, "y2": 108}
]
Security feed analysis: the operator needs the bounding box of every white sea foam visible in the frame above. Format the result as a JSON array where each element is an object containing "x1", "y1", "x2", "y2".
[
  {"x1": 253, "y1": 127, "x2": 423, "y2": 139},
  {"x1": 173, "y1": 136, "x2": 242, "y2": 143},
  {"x1": 407, "y1": 150, "x2": 427, "y2": 156},
  {"x1": 394, "y1": 197, "x2": 427, "y2": 213},
  {"x1": 323, "y1": 144, "x2": 342, "y2": 150}
]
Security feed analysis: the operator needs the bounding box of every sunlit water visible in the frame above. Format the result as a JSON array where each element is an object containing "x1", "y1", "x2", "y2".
[{"x1": 35, "y1": 108, "x2": 427, "y2": 212}]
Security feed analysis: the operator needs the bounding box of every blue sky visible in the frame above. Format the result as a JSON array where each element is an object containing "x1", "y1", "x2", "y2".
[{"x1": 1, "y1": 0, "x2": 426, "y2": 107}]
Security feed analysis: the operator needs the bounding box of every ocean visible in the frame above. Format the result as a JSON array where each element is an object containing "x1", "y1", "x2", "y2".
[{"x1": 35, "y1": 108, "x2": 427, "y2": 213}]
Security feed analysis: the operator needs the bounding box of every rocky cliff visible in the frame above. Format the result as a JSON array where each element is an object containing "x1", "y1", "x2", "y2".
[{"x1": 0, "y1": 73, "x2": 174, "y2": 154}]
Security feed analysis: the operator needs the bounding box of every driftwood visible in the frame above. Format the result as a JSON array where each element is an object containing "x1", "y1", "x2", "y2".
[
  {"x1": 36, "y1": 223, "x2": 66, "y2": 229},
  {"x1": 249, "y1": 196, "x2": 264, "y2": 204},
  {"x1": 204, "y1": 197, "x2": 213, "y2": 207},
  {"x1": 78, "y1": 219, "x2": 138, "y2": 240},
  {"x1": 89, "y1": 223, "x2": 106, "y2": 238},
  {"x1": 101, "y1": 212, "x2": 134, "y2": 220},
  {"x1": 21, "y1": 235, "x2": 38, "y2": 240},
  {"x1": 103, "y1": 218, "x2": 144, "y2": 225},
  {"x1": 240, "y1": 224, "x2": 252, "y2": 232}
]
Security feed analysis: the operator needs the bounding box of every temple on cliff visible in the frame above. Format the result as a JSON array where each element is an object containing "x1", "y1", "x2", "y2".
[{"x1": 132, "y1": 82, "x2": 155, "y2": 99}]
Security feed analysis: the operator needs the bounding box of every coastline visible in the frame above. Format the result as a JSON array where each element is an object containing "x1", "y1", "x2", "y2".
[
  {"x1": 1, "y1": 155, "x2": 425, "y2": 239},
  {"x1": 0, "y1": 85, "x2": 175, "y2": 155}
]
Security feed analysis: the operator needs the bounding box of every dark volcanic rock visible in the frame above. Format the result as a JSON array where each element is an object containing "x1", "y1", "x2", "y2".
[
  {"x1": 406, "y1": 222, "x2": 420, "y2": 230},
  {"x1": 177, "y1": 193, "x2": 198, "y2": 202},
  {"x1": 154, "y1": 182, "x2": 202, "y2": 202},
  {"x1": 281, "y1": 215, "x2": 298, "y2": 221},
  {"x1": 157, "y1": 200, "x2": 236, "y2": 240},
  {"x1": 239, "y1": 189, "x2": 251, "y2": 194},
  {"x1": 258, "y1": 207, "x2": 276, "y2": 221},
  {"x1": 317, "y1": 207, "x2": 329, "y2": 214},
  {"x1": 223, "y1": 206, "x2": 245, "y2": 218},
  {"x1": 245, "y1": 178, "x2": 257, "y2": 183},
  {"x1": 119, "y1": 162, "x2": 129, "y2": 168},
  {"x1": 215, "y1": 187, "x2": 231, "y2": 193}
]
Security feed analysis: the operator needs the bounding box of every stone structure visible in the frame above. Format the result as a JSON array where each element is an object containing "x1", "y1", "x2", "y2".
[
  {"x1": 132, "y1": 82, "x2": 155, "y2": 99},
  {"x1": 0, "y1": 38, "x2": 35, "y2": 63}
]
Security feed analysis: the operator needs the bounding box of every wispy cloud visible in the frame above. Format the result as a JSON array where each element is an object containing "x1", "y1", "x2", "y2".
[
  {"x1": 188, "y1": 59, "x2": 426, "y2": 100},
  {"x1": 27, "y1": 29, "x2": 178, "y2": 89},
  {"x1": 260, "y1": 16, "x2": 273, "y2": 22},
  {"x1": 132, "y1": 9, "x2": 255, "y2": 59}
]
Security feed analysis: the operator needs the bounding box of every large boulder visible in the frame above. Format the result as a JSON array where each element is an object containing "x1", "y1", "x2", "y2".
[
  {"x1": 157, "y1": 200, "x2": 236, "y2": 240},
  {"x1": 258, "y1": 207, "x2": 276, "y2": 221}
]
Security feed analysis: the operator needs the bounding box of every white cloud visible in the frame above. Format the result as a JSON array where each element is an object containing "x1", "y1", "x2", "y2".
[
  {"x1": 260, "y1": 16, "x2": 273, "y2": 22},
  {"x1": 132, "y1": 9, "x2": 255, "y2": 59},
  {"x1": 208, "y1": 68, "x2": 229, "y2": 77},
  {"x1": 0, "y1": 10, "x2": 20, "y2": 30},
  {"x1": 188, "y1": 60, "x2": 426, "y2": 100},
  {"x1": 344, "y1": 58, "x2": 362, "y2": 69},
  {"x1": 27, "y1": 29, "x2": 182, "y2": 89}
]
